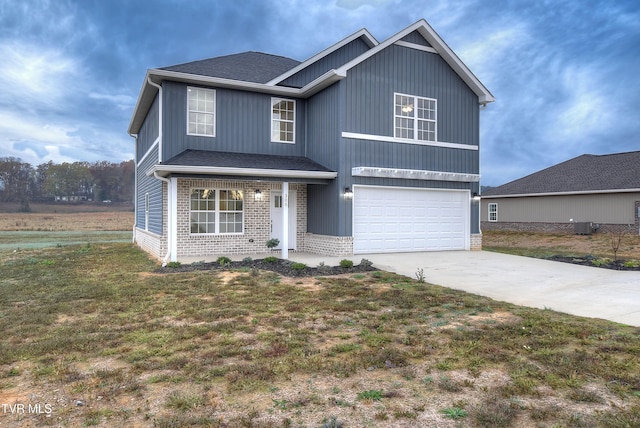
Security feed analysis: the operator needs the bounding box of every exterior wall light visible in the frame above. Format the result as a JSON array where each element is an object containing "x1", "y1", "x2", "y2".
[
  {"x1": 255, "y1": 189, "x2": 262, "y2": 201},
  {"x1": 344, "y1": 187, "x2": 353, "y2": 199},
  {"x1": 472, "y1": 192, "x2": 481, "y2": 202}
]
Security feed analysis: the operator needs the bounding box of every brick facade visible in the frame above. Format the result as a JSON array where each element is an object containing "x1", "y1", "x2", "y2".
[
  {"x1": 470, "y1": 233, "x2": 482, "y2": 251},
  {"x1": 481, "y1": 221, "x2": 640, "y2": 235},
  {"x1": 175, "y1": 179, "x2": 308, "y2": 258},
  {"x1": 302, "y1": 233, "x2": 354, "y2": 256}
]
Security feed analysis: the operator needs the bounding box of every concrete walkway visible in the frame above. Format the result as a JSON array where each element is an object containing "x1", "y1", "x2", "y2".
[{"x1": 286, "y1": 251, "x2": 640, "y2": 327}]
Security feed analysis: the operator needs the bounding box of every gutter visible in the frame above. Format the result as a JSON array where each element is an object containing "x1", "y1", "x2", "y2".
[
  {"x1": 482, "y1": 188, "x2": 640, "y2": 199},
  {"x1": 147, "y1": 164, "x2": 337, "y2": 180}
]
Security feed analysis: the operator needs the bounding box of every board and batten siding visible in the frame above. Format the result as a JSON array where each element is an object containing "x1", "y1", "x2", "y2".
[
  {"x1": 136, "y1": 144, "x2": 163, "y2": 235},
  {"x1": 481, "y1": 193, "x2": 640, "y2": 224},
  {"x1": 161, "y1": 82, "x2": 306, "y2": 162},
  {"x1": 136, "y1": 94, "x2": 159, "y2": 160},
  {"x1": 343, "y1": 44, "x2": 479, "y2": 147},
  {"x1": 280, "y1": 37, "x2": 371, "y2": 88}
]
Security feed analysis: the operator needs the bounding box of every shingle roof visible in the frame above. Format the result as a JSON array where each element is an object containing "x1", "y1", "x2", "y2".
[
  {"x1": 484, "y1": 151, "x2": 640, "y2": 196},
  {"x1": 163, "y1": 149, "x2": 334, "y2": 173},
  {"x1": 159, "y1": 52, "x2": 300, "y2": 84}
]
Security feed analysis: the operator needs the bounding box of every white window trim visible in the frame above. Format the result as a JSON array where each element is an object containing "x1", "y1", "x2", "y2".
[
  {"x1": 393, "y1": 92, "x2": 437, "y2": 142},
  {"x1": 271, "y1": 97, "x2": 296, "y2": 144},
  {"x1": 187, "y1": 87, "x2": 216, "y2": 137},
  {"x1": 189, "y1": 188, "x2": 244, "y2": 235},
  {"x1": 488, "y1": 203, "x2": 498, "y2": 222}
]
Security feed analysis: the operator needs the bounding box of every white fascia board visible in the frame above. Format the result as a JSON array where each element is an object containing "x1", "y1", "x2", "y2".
[
  {"x1": 483, "y1": 188, "x2": 640, "y2": 198},
  {"x1": 337, "y1": 19, "x2": 495, "y2": 105},
  {"x1": 352, "y1": 166, "x2": 480, "y2": 183},
  {"x1": 147, "y1": 165, "x2": 338, "y2": 180},
  {"x1": 129, "y1": 68, "x2": 345, "y2": 134},
  {"x1": 266, "y1": 28, "x2": 378, "y2": 86},
  {"x1": 128, "y1": 70, "x2": 155, "y2": 135}
]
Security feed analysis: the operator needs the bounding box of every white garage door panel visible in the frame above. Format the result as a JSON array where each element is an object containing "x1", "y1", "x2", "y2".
[{"x1": 354, "y1": 186, "x2": 469, "y2": 254}]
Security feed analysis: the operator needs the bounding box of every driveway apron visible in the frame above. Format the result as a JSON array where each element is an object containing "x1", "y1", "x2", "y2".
[{"x1": 362, "y1": 251, "x2": 640, "y2": 327}]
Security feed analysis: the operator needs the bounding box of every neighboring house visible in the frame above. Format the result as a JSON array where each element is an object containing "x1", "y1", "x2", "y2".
[
  {"x1": 481, "y1": 151, "x2": 640, "y2": 235},
  {"x1": 128, "y1": 19, "x2": 494, "y2": 263}
]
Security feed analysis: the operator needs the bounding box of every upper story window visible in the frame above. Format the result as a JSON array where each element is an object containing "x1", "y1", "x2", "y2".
[
  {"x1": 187, "y1": 87, "x2": 216, "y2": 137},
  {"x1": 488, "y1": 203, "x2": 498, "y2": 222},
  {"x1": 271, "y1": 98, "x2": 295, "y2": 143},
  {"x1": 394, "y1": 93, "x2": 437, "y2": 142}
]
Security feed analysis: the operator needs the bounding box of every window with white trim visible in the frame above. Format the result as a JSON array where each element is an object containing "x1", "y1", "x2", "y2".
[
  {"x1": 394, "y1": 93, "x2": 436, "y2": 141},
  {"x1": 190, "y1": 188, "x2": 243, "y2": 234},
  {"x1": 187, "y1": 87, "x2": 216, "y2": 136},
  {"x1": 271, "y1": 98, "x2": 295, "y2": 143},
  {"x1": 488, "y1": 203, "x2": 498, "y2": 222}
]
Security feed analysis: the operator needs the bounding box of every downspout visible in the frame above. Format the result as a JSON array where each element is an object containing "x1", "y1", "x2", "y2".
[
  {"x1": 154, "y1": 171, "x2": 172, "y2": 267},
  {"x1": 129, "y1": 132, "x2": 138, "y2": 244},
  {"x1": 147, "y1": 78, "x2": 171, "y2": 265}
]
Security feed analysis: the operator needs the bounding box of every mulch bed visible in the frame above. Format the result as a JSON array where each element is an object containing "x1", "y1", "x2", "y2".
[
  {"x1": 546, "y1": 255, "x2": 640, "y2": 271},
  {"x1": 155, "y1": 258, "x2": 378, "y2": 277}
]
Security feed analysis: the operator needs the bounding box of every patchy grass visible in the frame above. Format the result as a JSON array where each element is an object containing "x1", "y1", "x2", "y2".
[
  {"x1": 483, "y1": 230, "x2": 640, "y2": 260},
  {"x1": 0, "y1": 243, "x2": 639, "y2": 426}
]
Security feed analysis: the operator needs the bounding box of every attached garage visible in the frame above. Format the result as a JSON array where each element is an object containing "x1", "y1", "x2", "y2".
[{"x1": 353, "y1": 186, "x2": 470, "y2": 254}]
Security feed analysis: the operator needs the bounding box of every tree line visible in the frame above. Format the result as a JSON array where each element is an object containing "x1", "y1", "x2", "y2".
[{"x1": 0, "y1": 157, "x2": 134, "y2": 210}]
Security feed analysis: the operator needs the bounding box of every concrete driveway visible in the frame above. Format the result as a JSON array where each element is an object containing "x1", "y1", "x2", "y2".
[{"x1": 289, "y1": 251, "x2": 640, "y2": 327}]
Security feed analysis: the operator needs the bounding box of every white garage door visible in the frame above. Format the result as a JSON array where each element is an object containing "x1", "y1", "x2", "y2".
[{"x1": 353, "y1": 186, "x2": 469, "y2": 254}]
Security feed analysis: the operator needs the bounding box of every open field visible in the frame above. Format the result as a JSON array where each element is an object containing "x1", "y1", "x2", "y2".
[
  {"x1": 0, "y1": 210, "x2": 133, "y2": 232},
  {"x1": 483, "y1": 230, "x2": 640, "y2": 260},
  {"x1": 1, "y1": 243, "x2": 639, "y2": 427}
]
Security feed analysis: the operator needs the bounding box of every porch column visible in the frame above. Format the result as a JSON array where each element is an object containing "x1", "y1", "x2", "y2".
[
  {"x1": 282, "y1": 182, "x2": 289, "y2": 259},
  {"x1": 169, "y1": 177, "x2": 178, "y2": 262}
]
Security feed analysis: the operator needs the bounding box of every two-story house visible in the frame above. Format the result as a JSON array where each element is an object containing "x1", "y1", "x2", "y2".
[{"x1": 128, "y1": 19, "x2": 494, "y2": 263}]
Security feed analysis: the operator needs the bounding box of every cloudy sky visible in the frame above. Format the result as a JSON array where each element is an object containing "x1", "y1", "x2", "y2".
[{"x1": 1, "y1": 0, "x2": 638, "y2": 185}]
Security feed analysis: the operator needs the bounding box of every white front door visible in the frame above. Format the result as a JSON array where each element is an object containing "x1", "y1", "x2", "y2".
[{"x1": 271, "y1": 191, "x2": 297, "y2": 250}]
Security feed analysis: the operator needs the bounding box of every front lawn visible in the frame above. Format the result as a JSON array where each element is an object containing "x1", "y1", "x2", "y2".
[{"x1": 1, "y1": 243, "x2": 638, "y2": 427}]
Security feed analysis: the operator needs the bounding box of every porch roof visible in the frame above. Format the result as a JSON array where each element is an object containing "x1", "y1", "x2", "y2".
[{"x1": 147, "y1": 149, "x2": 338, "y2": 181}]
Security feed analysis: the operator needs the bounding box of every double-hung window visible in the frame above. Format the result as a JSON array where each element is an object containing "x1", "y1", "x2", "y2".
[
  {"x1": 190, "y1": 188, "x2": 243, "y2": 234},
  {"x1": 488, "y1": 203, "x2": 498, "y2": 222},
  {"x1": 271, "y1": 98, "x2": 295, "y2": 143},
  {"x1": 394, "y1": 93, "x2": 437, "y2": 142},
  {"x1": 187, "y1": 87, "x2": 216, "y2": 136}
]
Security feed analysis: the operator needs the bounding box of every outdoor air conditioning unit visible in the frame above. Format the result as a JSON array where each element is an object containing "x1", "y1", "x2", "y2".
[{"x1": 574, "y1": 222, "x2": 593, "y2": 235}]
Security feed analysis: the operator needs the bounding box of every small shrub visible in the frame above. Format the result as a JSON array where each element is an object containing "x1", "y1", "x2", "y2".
[
  {"x1": 442, "y1": 407, "x2": 467, "y2": 419},
  {"x1": 264, "y1": 256, "x2": 279, "y2": 263},
  {"x1": 217, "y1": 256, "x2": 232, "y2": 267},
  {"x1": 415, "y1": 268, "x2": 425, "y2": 283},
  {"x1": 291, "y1": 262, "x2": 307, "y2": 271},
  {"x1": 166, "y1": 261, "x2": 181, "y2": 268},
  {"x1": 339, "y1": 259, "x2": 353, "y2": 268},
  {"x1": 357, "y1": 389, "x2": 383, "y2": 401},
  {"x1": 266, "y1": 238, "x2": 280, "y2": 249},
  {"x1": 242, "y1": 257, "x2": 253, "y2": 263},
  {"x1": 360, "y1": 258, "x2": 373, "y2": 267}
]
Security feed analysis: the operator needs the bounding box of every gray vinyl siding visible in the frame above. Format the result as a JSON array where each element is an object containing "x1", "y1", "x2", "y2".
[
  {"x1": 306, "y1": 83, "x2": 342, "y2": 235},
  {"x1": 137, "y1": 94, "x2": 159, "y2": 159},
  {"x1": 136, "y1": 144, "x2": 163, "y2": 235},
  {"x1": 344, "y1": 44, "x2": 479, "y2": 147},
  {"x1": 279, "y1": 37, "x2": 371, "y2": 88},
  {"x1": 401, "y1": 31, "x2": 432, "y2": 47},
  {"x1": 305, "y1": 42, "x2": 482, "y2": 236},
  {"x1": 161, "y1": 81, "x2": 305, "y2": 161},
  {"x1": 481, "y1": 193, "x2": 640, "y2": 224}
]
